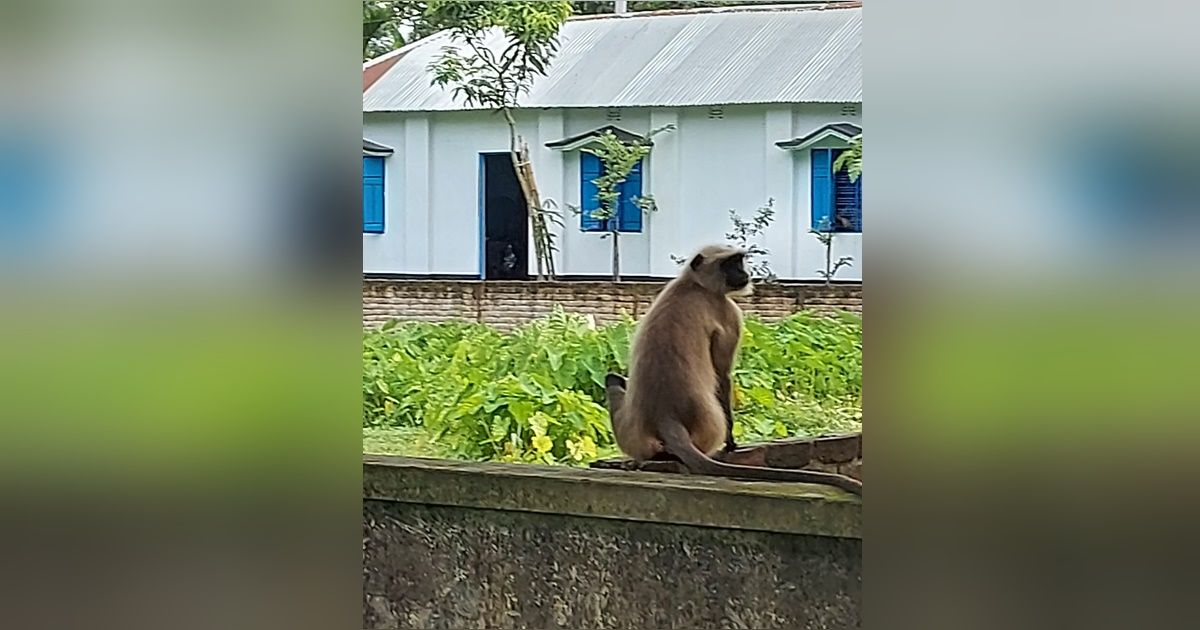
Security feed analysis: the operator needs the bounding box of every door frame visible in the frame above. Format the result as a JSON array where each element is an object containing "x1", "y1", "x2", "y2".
[{"x1": 477, "y1": 150, "x2": 527, "y2": 280}]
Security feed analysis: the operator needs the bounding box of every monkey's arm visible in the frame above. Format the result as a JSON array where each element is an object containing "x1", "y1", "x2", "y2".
[
  {"x1": 604, "y1": 373, "x2": 627, "y2": 418},
  {"x1": 710, "y1": 331, "x2": 738, "y2": 452}
]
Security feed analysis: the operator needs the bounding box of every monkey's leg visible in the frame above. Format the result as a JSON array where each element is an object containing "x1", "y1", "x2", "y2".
[
  {"x1": 716, "y1": 377, "x2": 737, "y2": 453},
  {"x1": 709, "y1": 333, "x2": 739, "y2": 453}
]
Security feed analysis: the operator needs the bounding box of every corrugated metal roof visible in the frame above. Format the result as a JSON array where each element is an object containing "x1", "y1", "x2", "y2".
[{"x1": 363, "y1": 4, "x2": 861, "y2": 112}]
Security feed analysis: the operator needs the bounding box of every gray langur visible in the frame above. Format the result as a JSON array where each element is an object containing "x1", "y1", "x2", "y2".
[{"x1": 605, "y1": 244, "x2": 862, "y2": 495}]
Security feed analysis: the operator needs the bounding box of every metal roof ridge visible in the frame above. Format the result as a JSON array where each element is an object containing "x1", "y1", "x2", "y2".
[{"x1": 565, "y1": 2, "x2": 861, "y2": 23}]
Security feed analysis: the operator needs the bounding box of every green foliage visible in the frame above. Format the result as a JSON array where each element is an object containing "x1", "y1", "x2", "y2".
[
  {"x1": 725, "y1": 199, "x2": 777, "y2": 282},
  {"x1": 363, "y1": 309, "x2": 861, "y2": 464},
  {"x1": 833, "y1": 134, "x2": 862, "y2": 182},
  {"x1": 583, "y1": 125, "x2": 674, "y2": 227},
  {"x1": 426, "y1": 0, "x2": 573, "y2": 110},
  {"x1": 669, "y1": 198, "x2": 777, "y2": 283},
  {"x1": 810, "y1": 217, "x2": 855, "y2": 285},
  {"x1": 732, "y1": 312, "x2": 862, "y2": 441},
  {"x1": 364, "y1": 1, "x2": 439, "y2": 61}
]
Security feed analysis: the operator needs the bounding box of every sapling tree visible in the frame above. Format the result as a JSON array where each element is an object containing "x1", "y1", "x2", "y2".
[
  {"x1": 582, "y1": 125, "x2": 674, "y2": 281},
  {"x1": 670, "y1": 198, "x2": 778, "y2": 283},
  {"x1": 725, "y1": 199, "x2": 777, "y2": 283},
  {"x1": 426, "y1": 0, "x2": 573, "y2": 280},
  {"x1": 810, "y1": 218, "x2": 854, "y2": 286}
]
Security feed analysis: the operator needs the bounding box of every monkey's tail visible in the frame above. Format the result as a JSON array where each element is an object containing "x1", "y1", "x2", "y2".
[{"x1": 658, "y1": 421, "x2": 862, "y2": 496}]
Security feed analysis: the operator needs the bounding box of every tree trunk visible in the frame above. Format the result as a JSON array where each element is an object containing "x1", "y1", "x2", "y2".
[
  {"x1": 502, "y1": 109, "x2": 555, "y2": 280},
  {"x1": 611, "y1": 229, "x2": 620, "y2": 282},
  {"x1": 824, "y1": 234, "x2": 833, "y2": 287}
]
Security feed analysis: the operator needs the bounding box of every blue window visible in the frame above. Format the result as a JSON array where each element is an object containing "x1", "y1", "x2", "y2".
[
  {"x1": 363, "y1": 156, "x2": 385, "y2": 233},
  {"x1": 580, "y1": 152, "x2": 643, "y2": 232},
  {"x1": 810, "y1": 148, "x2": 861, "y2": 233}
]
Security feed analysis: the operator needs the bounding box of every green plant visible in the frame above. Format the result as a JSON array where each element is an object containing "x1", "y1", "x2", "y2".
[
  {"x1": 577, "y1": 125, "x2": 674, "y2": 281},
  {"x1": 726, "y1": 199, "x2": 777, "y2": 282},
  {"x1": 670, "y1": 199, "x2": 777, "y2": 282},
  {"x1": 363, "y1": 308, "x2": 861, "y2": 465},
  {"x1": 811, "y1": 217, "x2": 854, "y2": 286},
  {"x1": 833, "y1": 134, "x2": 862, "y2": 183}
]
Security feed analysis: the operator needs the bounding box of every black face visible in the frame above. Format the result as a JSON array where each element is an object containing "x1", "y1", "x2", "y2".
[{"x1": 719, "y1": 254, "x2": 750, "y2": 290}]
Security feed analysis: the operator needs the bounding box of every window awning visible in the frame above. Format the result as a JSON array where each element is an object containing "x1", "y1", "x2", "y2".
[
  {"x1": 775, "y1": 123, "x2": 861, "y2": 151},
  {"x1": 545, "y1": 125, "x2": 648, "y2": 151},
  {"x1": 363, "y1": 138, "x2": 394, "y2": 157}
]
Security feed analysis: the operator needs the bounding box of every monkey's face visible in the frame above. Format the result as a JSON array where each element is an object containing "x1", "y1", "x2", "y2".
[{"x1": 721, "y1": 253, "x2": 753, "y2": 296}]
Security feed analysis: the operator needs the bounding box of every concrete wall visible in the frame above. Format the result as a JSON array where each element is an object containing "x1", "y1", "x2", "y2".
[
  {"x1": 362, "y1": 104, "x2": 862, "y2": 281},
  {"x1": 362, "y1": 279, "x2": 862, "y2": 330},
  {"x1": 363, "y1": 456, "x2": 862, "y2": 629}
]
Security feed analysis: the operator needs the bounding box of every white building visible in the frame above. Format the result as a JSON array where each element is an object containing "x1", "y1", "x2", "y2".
[{"x1": 362, "y1": 4, "x2": 862, "y2": 281}]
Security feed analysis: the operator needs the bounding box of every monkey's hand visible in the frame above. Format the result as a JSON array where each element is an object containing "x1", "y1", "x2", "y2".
[{"x1": 605, "y1": 373, "x2": 627, "y2": 390}]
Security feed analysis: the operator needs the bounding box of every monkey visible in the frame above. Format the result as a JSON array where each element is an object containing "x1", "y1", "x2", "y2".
[{"x1": 604, "y1": 244, "x2": 862, "y2": 496}]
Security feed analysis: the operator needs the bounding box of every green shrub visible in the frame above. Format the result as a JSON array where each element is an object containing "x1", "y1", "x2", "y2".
[{"x1": 363, "y1": 308, "x2": 861, "y2": 464}]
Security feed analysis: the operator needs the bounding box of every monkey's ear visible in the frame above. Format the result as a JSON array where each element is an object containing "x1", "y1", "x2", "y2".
[{"x1": 689, "y1": 253, "x2": 705, "y2": 270}]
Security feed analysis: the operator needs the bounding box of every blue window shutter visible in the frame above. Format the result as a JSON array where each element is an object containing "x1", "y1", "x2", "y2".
[
  {"x1": 853, "y1": 175, "x2": 862, "y2": 231},
  {"x1": 810, "y1": 149, "x2": 834, "y2": 231},
  {"x1": 580, "y1": 152, "x2": 604, "y2": 231},
  {"x1": 832, "y1": 150, "x2": 862, "y2": 232},
  {"x1": 362, "y1": 156, "x2": 385, "y2": 233},
  {"x1": 618, "y1": 159, "x2": 643, "y2": 232}
]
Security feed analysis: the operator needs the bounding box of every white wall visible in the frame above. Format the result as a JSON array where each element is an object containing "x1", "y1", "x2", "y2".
[{"x1": 363, "y1": 103, "x2": 861, "y2": 280}]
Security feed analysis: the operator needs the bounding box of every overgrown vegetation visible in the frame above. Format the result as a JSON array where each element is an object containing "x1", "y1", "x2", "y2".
[{"x1": 363, "y1": 309, "x2": 861, "y2": 463}]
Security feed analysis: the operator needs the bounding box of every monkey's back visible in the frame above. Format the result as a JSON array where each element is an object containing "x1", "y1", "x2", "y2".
[{"x1": 624, "y1": 280, "x2": 737, "y2": 457}]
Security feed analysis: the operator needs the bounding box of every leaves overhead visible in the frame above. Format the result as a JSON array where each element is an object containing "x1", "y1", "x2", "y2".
[
  {"x1": 364, "y1": 1, "x2": 439, "y2": 61},
  {"x1": 425, "y1": 1, "x2": 573, "y2": 110}
]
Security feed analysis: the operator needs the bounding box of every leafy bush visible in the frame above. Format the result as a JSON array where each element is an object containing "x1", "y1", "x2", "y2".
[{"x1": 363, "y1": 308, "x2": 861, "y2": 464}]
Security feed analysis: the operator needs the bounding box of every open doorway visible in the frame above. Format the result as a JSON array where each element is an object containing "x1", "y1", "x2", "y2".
[{"x1": 479, "y1": 153, "x2": 529, "y2": 280}]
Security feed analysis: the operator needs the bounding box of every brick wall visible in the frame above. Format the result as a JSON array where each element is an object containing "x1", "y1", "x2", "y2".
[{"x1": 363, "y1": 278, "x2": 862, "y2": 330}]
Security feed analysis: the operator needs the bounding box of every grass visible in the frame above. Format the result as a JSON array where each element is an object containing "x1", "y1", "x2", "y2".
[{"x1": 362, "y1": 426, "x2": 454, "y2": 458}]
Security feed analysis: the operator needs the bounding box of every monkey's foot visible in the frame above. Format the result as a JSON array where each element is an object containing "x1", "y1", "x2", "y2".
[{"x1": 715, "y1": 447, "x2": 768, "y2": 467}]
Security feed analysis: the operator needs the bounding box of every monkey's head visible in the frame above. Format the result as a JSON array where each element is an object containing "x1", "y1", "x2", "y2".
[{"x1": 686, "y1": 245, "x2": 753, "y2": 297}]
